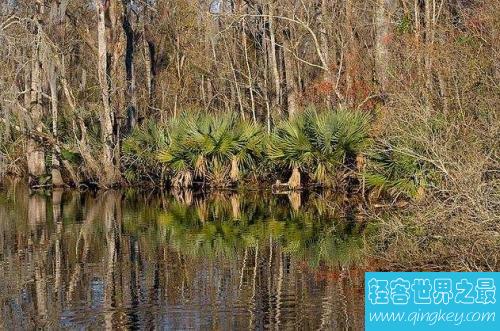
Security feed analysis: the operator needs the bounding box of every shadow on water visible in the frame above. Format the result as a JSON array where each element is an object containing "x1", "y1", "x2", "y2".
[{"x1": 0, "y1": 181, "x2": 371, "y2": 330}]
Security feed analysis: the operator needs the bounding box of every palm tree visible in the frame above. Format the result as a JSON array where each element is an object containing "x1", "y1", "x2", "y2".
[
  {"x1": 158, "y1": 112, "x2": 264, "y2": 188},
  {"x1": 364, "y1": 142, "x2": 430, "y2": 199},
  {"x1": 268, "y1": 108, "x2": 371, "y2": 189},
  {"x1": 122, "y1": 120, "x2": 169, "y2": 184}
]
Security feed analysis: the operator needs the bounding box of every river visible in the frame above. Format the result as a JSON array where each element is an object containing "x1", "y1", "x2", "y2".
[{"x1": 0, "y1": 182, "x2": 367, "y2": 329}]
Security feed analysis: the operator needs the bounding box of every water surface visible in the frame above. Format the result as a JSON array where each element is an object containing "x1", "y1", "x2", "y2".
[{"x1": 0, "y1": 183, "x2": 367, "y2": 330}]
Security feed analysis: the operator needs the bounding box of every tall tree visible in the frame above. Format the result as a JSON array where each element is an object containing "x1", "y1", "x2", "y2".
[
  {"x1": 96, "y1": 0, "x2": 121, "y2": 187},
  {"x1": 26, "y1": 1, "x2": 47, "y2": 185}
]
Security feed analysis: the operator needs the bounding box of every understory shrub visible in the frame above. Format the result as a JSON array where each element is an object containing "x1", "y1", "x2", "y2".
[
  {"x1": 124, "y1": 108, "x2": 443, "y2": 200},
  {"x1": 155, "y1": 108, "x2": 373, "y2": 189},
  {"x1": 363, "y1": 142, "x2": 432, "y2": 200}
]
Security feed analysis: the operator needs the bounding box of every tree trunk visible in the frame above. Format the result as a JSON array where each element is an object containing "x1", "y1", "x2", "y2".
[
  {"x1": 96, "y1": 0, "x2": 120, "y2": 187},
  {"x1": 345, "y1": 0, "x2": 356, "y2": 106},
  {"x1": 263, "y1": 33, "x2": 272, "y2": 133},
  {"x1": 123, "y1": 1, "x2": 138, "y2": 131},
  {"x1": 268, "y1": 2, "x2": 282, "y2": 111},
  {"x1": 318, "y1": 0, "x2": 330, "y2": 67},
  {"x1": 230, "y1": 156, "x2": 239, "y2": 182},
  {"x1": 48, "y1": 61, "x2": 64, "y2": 187},
  {"x1": 142, "y1": 15, "x2": 155, "y2": 112},
  {"x1": 242, "y1": 19, "x2": 256, "y2": 123},
  {"x1": 375, "y1": 0, "x2": 396, "y2": 93},
  {"x1": 27, "y1": 14, "x2": 46, "y2": 185},
  {"x1": 288, "y1": 191, "x2": 301, "y2": 211},
  {"x1": 283, "y1": 32, "x2": 298, "y2": 118},
  {"x1": 318, "y1": 0, "x2": 335, "y2": 106},
  {"x1": 424, "y1": 0, "x2": 434, "y2": 109},
  {"x1": 288, "y1": 166, "x2": 301, "y2": 190}
]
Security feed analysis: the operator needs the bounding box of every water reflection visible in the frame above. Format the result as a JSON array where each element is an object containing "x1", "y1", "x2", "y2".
[{"x1": 0, "y1": 183, "x2": 367, "y2": 330}]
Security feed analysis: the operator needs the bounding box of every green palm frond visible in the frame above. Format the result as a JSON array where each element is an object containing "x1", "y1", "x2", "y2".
[{"x1": 122, "y1": 120, "x2": 170, "y2": 183}]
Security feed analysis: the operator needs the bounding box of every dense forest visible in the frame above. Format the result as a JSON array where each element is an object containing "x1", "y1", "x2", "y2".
[
  {"x1": 0, "y1": 0, "x2": 497, "y2": 198},
  {"x1": 0, "y1": 2, "x2": 499, "y2": 327}
]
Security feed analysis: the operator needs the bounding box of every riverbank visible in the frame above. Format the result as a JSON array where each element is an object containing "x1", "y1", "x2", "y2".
[
  {"x1": 2, "y1": 108, "x2": 435, "y2": 203},
  {"x1": 2, "y1": 91, "x2": 498, "y2": 272}
]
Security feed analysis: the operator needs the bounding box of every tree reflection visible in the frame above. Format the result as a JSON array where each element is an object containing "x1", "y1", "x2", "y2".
[{"x1": 0, "y1": 184, "x2": 369, "y2": 329}]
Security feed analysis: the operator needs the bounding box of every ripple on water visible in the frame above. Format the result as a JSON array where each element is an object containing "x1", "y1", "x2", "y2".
[{"x1": 0, "y1": 187, "x2": 366, "y2": 329}]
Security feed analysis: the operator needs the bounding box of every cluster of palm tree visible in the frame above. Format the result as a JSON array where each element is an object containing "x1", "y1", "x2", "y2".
[
  {"x1": 268, "y1": 108, "x2": 371, "y2": 189},
  {"x1": 122, "y1": 108, "x2": 434, "y2": 199},
  {"x1": 151, "y1": 108, "x2": 373, "y2": 189}
]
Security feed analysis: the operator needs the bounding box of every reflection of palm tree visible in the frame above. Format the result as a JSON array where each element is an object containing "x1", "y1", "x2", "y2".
[
  {"x1": 151, "y1": 193, "x2": 367, "y2": 267},
  {"x1": 119, "y1": 190, "x2": 369, "y2": 329},
  {"x1": 230, "y1": 194, "x2": 241, "y2": 220}
]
